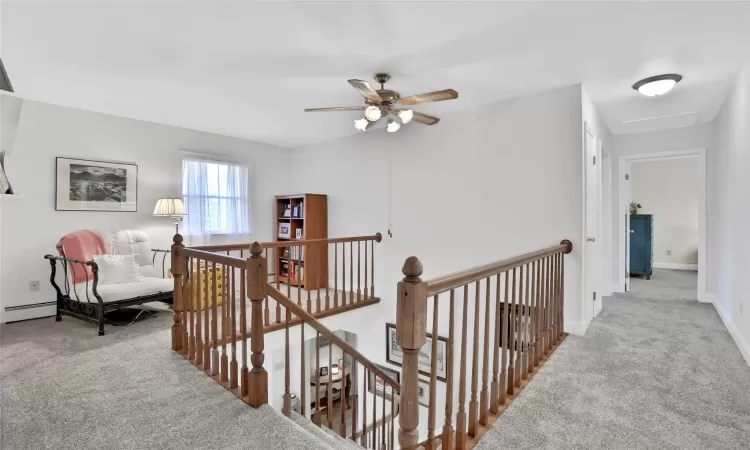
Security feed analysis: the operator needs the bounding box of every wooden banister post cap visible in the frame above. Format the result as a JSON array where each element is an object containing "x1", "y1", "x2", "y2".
[
  {"x1": 561, "y1": 239, "x2": 573, "y2": 254},
  {"x1": 172, "y1": 233, "x2": 183, "y2": 245},
  {"x1": 402, "y1": 256, "x2": 423, "y2": 282},
  {"x1": 375, "y1": 232, "x2": 382, "y2": 243},
  {"x1": 249, "y1": 242, "x2": 263, "y2": 257}
]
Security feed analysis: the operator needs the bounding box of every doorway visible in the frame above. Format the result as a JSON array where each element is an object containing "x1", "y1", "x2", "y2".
[
  {"x1": 583, "y1": 122, "x2": 600, "y2": 324},
  {"x1": 617, "y1": 149, "x2": 707, "y2": 301}
]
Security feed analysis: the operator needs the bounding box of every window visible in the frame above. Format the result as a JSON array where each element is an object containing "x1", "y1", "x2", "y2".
[{"x1": 182, "y1": 158, "x2": 251, "y2": 236}]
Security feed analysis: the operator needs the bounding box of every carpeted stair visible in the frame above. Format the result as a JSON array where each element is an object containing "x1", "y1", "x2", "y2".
[{"x1": 290, "y1": 411, "x2": 365, "y2": 449}]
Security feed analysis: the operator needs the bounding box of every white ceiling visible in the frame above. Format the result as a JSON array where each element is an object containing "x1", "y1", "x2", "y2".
[{"x1": 3, "y1": 1, "x2": 750, "y2": 148}]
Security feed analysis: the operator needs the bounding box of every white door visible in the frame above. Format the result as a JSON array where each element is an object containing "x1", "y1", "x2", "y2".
[
  {"x1": 584, "y1": 123, "x2": 599, "y2": 323},
  {"x1": 624, "y1": 162, "x2": 632, "y2": 292}
]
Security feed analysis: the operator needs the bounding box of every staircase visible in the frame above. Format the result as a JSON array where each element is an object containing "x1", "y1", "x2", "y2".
[{"x1": 168, "y1": 233, "x2": 573, "y2": 449}]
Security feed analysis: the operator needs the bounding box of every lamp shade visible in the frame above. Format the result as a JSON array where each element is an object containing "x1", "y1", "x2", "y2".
[{"x1": 153, "y1": 198, "x2": 186, "y2": 217}]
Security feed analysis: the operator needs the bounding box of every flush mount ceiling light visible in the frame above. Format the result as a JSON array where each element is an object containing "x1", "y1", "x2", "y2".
[
  {"x1": 306, "y1": 73, "x2": 457, "y2": 133},
  {"x1": 632, "y1": 74, "x2": 683, "y2": 97}
]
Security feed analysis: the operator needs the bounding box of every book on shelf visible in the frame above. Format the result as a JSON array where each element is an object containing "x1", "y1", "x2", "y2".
[{"x1": 292, "y1": 201, "x2": 305, "y2": 219}]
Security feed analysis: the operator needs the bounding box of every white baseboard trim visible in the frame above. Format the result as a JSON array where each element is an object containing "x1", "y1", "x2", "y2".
[
  {"x1": 3, "y1": 304, "x2": 56, "y2": 323},
  {"x1": 707, "y1": 294, "x2": 750, "y2": 368},
  {"x1": 564, "y1": 320, "x2": 587, "y2": 336},
  {"x1": 653, "y1": 262, "x2": 698, "y2": 271},
  {"x1": 611, "y1": 284, "x2": 624, "y2": 294}
]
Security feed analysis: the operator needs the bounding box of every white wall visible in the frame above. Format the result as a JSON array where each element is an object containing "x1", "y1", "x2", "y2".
[
  {"x1": 709, "y1": 61, "x2": 750, "y2": 365},
  {"x1": 630, "y1": 158, "x2": 699, "y2": 266},
  {"x1": 611, "y1": 123, "x2": 713, "y2": 291},
  {"x1": 0, "y1": 98, "x2": 291, "y2": 322}
]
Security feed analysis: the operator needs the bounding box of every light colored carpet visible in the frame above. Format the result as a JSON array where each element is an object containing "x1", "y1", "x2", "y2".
[
  {"x1": 475, "y1": 269, "x2": 750, "y2": 449},
  {"x1": 0, "y1": 318, "x2": 332, "y2": 449}
]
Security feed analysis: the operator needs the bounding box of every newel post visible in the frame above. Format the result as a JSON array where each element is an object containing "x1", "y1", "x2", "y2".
[
  {"x1": 171, "y1": 233, "x2": 186, "y2": 352},
  {"x1": 247, "y1": 242, "x2": 269, "y2": 407},
  {"x1": 397, "y1": 256, "x2": 428, "y2": 448}
]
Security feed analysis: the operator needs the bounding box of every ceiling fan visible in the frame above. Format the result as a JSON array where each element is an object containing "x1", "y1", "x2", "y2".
[{"x1": 304, "y1": 73, "x2": 458, "y2": 132}]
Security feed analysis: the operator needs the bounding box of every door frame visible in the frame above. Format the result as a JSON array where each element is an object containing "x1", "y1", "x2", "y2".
[
  {"x1": 582, "y1": 122, "x2": 601, "y2": 326},
  {"x1": 617, "y1": 148, "x2": 707, "y2": 301}
]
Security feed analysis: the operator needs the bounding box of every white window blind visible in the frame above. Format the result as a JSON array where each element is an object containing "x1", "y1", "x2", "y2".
[{"x1": 182, "y1": 158, "x2": 251, "y2": 236}]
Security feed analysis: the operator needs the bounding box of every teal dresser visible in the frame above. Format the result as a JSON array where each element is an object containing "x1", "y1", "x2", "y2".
[{"x1": 629, "y1": 214, "x2": 653, "y2": 279}]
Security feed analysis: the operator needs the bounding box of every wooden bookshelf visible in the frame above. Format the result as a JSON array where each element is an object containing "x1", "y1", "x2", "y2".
[{"x1": 275, "y1": 194, "x2": 328, "y2": 290}]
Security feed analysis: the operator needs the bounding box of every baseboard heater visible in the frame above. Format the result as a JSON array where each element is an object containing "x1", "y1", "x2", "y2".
[{"x1": 4, "y1": 301, "x2": 56, "y2": 312}]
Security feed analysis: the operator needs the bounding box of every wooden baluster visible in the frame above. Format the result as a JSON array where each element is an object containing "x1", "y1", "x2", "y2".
[
  {"x1": 361, "y1": 369, "x2": 368, "y2": 447},
  {"x1": 351, "y1": 393, "x2": 358, "y2": 441},
  {"x1": 480, "y1": 277, "x2": 491, "y2": 426},
  {"x1": 171, "y1": 234, "x2": 186, "y2": 352},
  {"x1": 340, "y1": 351, "x2": 347, "y2": 437},
  {"x1": 240, "y1": 266, "x2": 248, "y2": 397},
  {"x1": 316, "y1": 244, "x2": 322, "y2": 313},
  {"x1": 283, "y1": 307, "x2": 291, "y2": 416},
  {"x1": 443, "y1": 289, "x2": 455, "y2": 449},
  {"x1": 427, "y1": 296, "x2": 439, "y2": 446},
  {"x1": 371, "y1": 374, "x2": 377, "y2": 448},
  {"x1": 300, "y1": 323, "x2": 306, "y2": 417},
  {"x1": 195, "y1": 257, "x2": 203, "y2": 366},
  {"x1": 534, "y1": 259, "x2": 542, "y2": 368},
  {"x1": 315, "y1": 333, "x2": 321, "y2": 425},
  {"x1": 211, "y1": 261, "x2": 219, "y2": 377},
  {"x1": 364, "y1": 239, "x2": 369, "y2": 302},
  {"x1": 334, "y1": 243, "x2": 339, "y2": 308},
  {"x1": 324, "y1": 243, "x2": 330, "y2": 311},
  {"x1": 349, "y1": 242, "x2": 354, "y2": 303},
  {"x1": 525, "y1": 261, "x2": 534, "y2": 377},
  {"x1": 391, "y1": 392, "x2": 396, "y2": 450},
  {"x1": 264, "y1": 249, "x2": 270, "y2": 326},
  {"x1": 204, "y1": 262, "x2": 211, "y2": 371},
  {"x1": 188, "y1": 257, "x2": 196, "y2": 361},
  {"x1": 553, "y1": 253, "x2": 559, "y2": 344},
  {"x1": 381, "y1": 379, "x2": 386, "y2": 450},
  {"x1": 327, "y1": 340, "x2": 333, "y2": 429},
  {"x1": 357, "y1": 242, "x2": 362, "y2": 303},
  {"x1": 247, "y1": 242, "x2": 268, "y2": 407},
  {"x1": 558, "y1": 252, "x2": 564, "y2": 342},
  {"x1": 342, "y1": 242, "x2": 348, "y2": 307},
  {"x1": 456, "y1": 284, "x2": 469, "y2": 449},
  {"x1": 550, "y1": 254, "x2": 557, "y2": 347},
  {"x1": 548, "y1": 255, "x2": 554, "y2": 354},
  {"x1": 516, "y1": 265, "x2": 527, "y2": 386},
  {"x1": 396, "y1": 257, "x2": 427, "y2": 448},
  {"x1": 490, "y1": 273, "x2": 501, "y2": 414},
  {"x1": 507, "y1": 267, "x2": 518, "y2": 396},
  {"x1": 230, "y1": 265, "x2": 239, "y2": 390},
  {"x1": 541, "y1": 256, "x2": 548, "y2": 356},
  {"x1": 221, "y1": 264, "x2": 229, "y2": 384},
  {"x1": 500, "y1": 271, "x2": 509, "y2": 404},
  {"x1": 468, "y1": 280, "x2": 480, "y2": 438},
  {"x1": 370, "y1": 239, "x2": 375, "y2": 300}
]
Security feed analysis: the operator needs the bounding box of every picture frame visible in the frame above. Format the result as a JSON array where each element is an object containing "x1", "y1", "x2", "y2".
[
  {"x1": 386, "y1": 322, "x2": 448, "y2": 382},
  {"x1": 295, "y1": 228, "x2": 303, "y2": 239},
  {"x1": 55, "y1": 157, "x2": 138, "y2": 212},
  {"x1": 278, "y1": 223, "x2": 291, "y2": 239},
  {"x1": 367, "y1": 364, "x2": 400, "y2": 401},
  {"x1": 417, "y1": 378, "x2": 430, "y2": 407}
]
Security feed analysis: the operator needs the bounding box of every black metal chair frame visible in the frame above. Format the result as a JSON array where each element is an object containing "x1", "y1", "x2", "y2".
[{"x1": 44, "y1": 249, "x2": 173, "y2": 336}]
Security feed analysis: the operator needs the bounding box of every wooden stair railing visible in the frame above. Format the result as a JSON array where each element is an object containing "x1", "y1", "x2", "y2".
[
  {"x1": 267, "y1": 283, "x2": 402, "y2": 449},
  {"x1": 170, "y1": 233, "x2": 385, "y2": 412},
  {"x1": 396, "y1": 240, "x2": 573, "y2": 449}
]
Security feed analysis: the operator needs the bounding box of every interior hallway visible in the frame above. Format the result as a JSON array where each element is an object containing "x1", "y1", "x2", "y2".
[{"x1": 476, "y1": 269, "x2": 750, "y2": 449}]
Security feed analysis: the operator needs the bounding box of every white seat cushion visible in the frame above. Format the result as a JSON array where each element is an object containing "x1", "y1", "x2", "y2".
[
  {"x1": 108, "y1": 230, "x2": 153, "y2": 267},
  {"x1": 68, "y1": 277, "x2": 173, "y2": 304}
]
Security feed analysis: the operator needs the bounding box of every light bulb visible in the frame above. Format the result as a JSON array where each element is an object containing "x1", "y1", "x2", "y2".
[
  {"x1": 354, "y1": 118, "x2": 369, "y2": 131},
  {"x1": 637, "y1": 79, "x2": 677, "y2": 97},
  {"x1": 387, "y1": 119, "x2": 401, "y2": 133},
  {"x1": 397, "y1": 109, "x2": 413, "y2": 124},
  {"x1": 365, "y1": 105, "x2": 382, "y2": 122}
]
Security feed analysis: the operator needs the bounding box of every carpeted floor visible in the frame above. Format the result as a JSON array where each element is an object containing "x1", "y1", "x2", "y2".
[
  {"x1": 475, "y1": 269, "x2": 750, "y2": 449},
  {"x1": 0, "y1": 311, "x2": 332, "y2": 450}
]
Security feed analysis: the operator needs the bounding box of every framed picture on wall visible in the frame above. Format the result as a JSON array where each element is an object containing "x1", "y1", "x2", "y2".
[
  {"x1": 386, "y1": 322, "x2": 448, "y2": 382},
  {"x1": 55, "y1": 157, "x2": 138, "y2": 212},
  {"x1": 367, "y1": 364, "x2": 400, "y2": 401},
  {"x1": 417, "y1": 378, "x2": 430, "y2": 407}
]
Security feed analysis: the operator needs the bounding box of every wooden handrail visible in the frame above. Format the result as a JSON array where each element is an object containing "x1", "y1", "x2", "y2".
[
  {"x1": 190, "y1": 232, "x2": 382, "y2": 252},
  {"x1": 181, "y1": 247, "x2": 247, "y2": 268},
  {"x1": 266, "y1": 282, "x2": 400, "y2": 390},
  {"x1": 424, "y1": 240, "x2": 573, "y2": 296}
]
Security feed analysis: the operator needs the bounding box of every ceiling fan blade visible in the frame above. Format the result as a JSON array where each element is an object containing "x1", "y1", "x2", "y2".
[
  {"x1": 348, "y1": 79, "x2": 383, "y2": 103},
  {"x1": 410, "y1": 111, "x2": 441, "y2": 125},
  {"x1": 400, "y1": 89, "x2": 458, "y2": 106},
  {"x1": 304, "y1": 106, "x2": 367, "y2": 112}
]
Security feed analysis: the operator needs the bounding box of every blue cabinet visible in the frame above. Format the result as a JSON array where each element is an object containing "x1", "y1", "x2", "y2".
[{"x1": 629, "y1": 214, "x2": 653, "y2": 279}]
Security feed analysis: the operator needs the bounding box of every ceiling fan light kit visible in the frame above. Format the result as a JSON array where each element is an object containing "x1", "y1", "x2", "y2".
[
  {"x1": 305, "y1": 72, "x2": 458, "y2": 133},
  {"x1": 633, "y1": 74, "x2": 682, "y2": 97}
]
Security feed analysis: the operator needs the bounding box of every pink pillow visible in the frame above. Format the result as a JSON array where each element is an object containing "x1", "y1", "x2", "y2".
[{"x1": 56, "y1": 230, "x2": 109, "y2": 284}]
